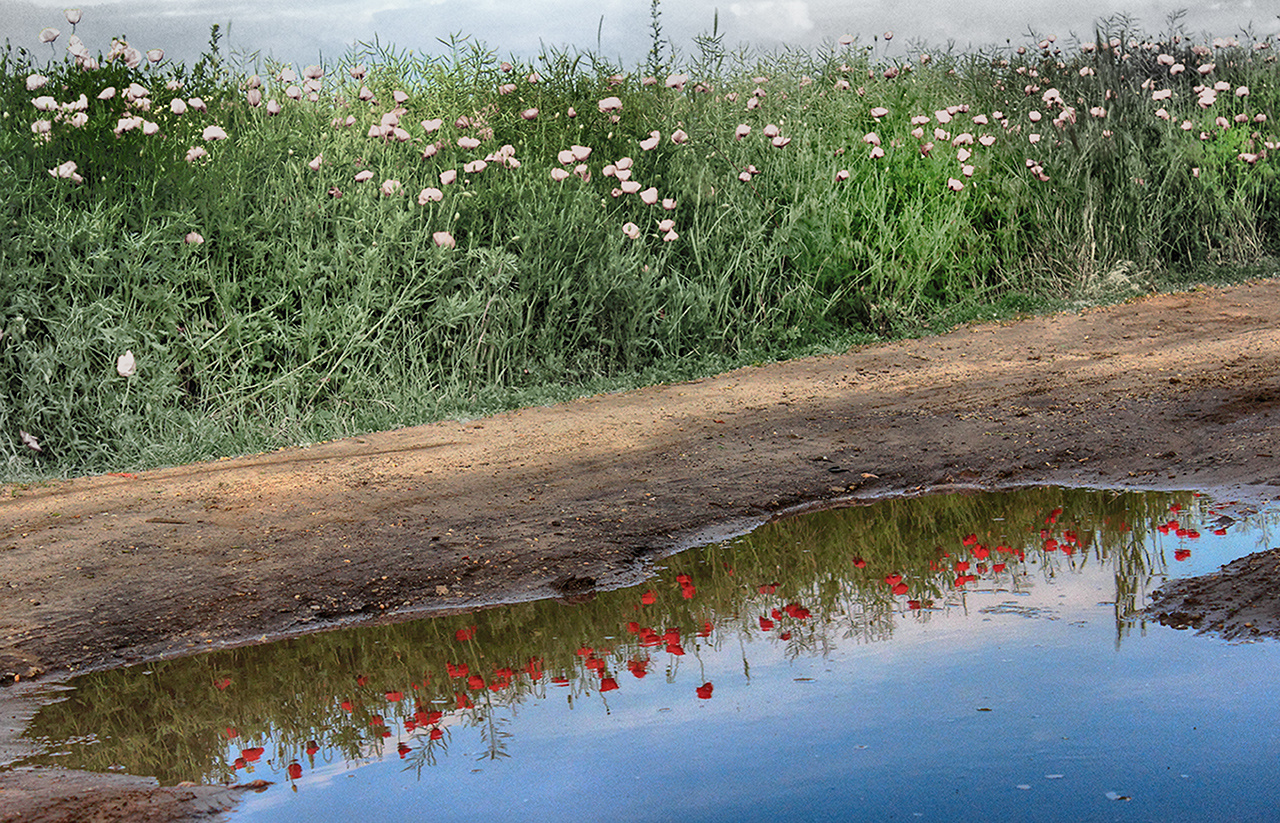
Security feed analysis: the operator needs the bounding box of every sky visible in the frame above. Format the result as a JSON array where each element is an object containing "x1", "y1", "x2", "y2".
[{"x1": 2, "y1": 0, "x2": 1277, "y2": 72}]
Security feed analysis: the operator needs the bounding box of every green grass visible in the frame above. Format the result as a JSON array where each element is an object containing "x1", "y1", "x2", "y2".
[{"x1": 2, "y1": 13, "x2": 1278, "y2": 479}]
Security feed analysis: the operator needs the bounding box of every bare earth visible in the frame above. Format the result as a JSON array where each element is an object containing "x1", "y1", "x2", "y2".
[{"x1": 4, "y1": 279, "x2": 1280, "y2": 820}]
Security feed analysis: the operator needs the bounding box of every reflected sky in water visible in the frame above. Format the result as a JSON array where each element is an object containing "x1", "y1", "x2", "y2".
[
  {"x1": 2, "y1": 0, "x2": 1276, "y2": 69},
  {"x1": 19, "y1": 488, "x2": 1280, "y2": 822}
]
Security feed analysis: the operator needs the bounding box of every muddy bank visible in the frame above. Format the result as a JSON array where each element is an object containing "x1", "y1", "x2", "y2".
[{"x1": 1149, "y1": 548, "x2": 1280, "y2": 640}]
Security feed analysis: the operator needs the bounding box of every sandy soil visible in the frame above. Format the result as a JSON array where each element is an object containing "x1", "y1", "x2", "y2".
[{"x1": 4, "y1": 279, "x2": 1280, "y2": 820}]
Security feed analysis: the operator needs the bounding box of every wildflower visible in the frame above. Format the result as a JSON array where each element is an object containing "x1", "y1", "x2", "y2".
[
  {"x1": 65, "y1": 8, "x2": 81, "y2": 24},
  {"x1": 521, "y1": 108, "x2": 538, "y2": 120},
  {"x1": 432, "y1": 231, "x2": 456, "y2": 249},
  {"x1": 39, "y1": 27, "x2": 59, "y2": 44},
  {"x1": 1236, "y1": 85, "x2": 1250, "y2": 98},
  {"x1": 31, "y1": 96, "x2": 58, "y2": 112},
  {"x1": 380, "y1": 179, "x2": 402, "y2": 196},
  {"x1": 184, "y1": 231, "x2": 204, "y2": 244},
  {"x1": 835, "y1": 169, "x2": 850, "y2": 181},
  {"x1": 620, "y1": 180, "x2": 641, "y2": 193},
  {"x1": 640, "y1": 187, "x2": 659, "y2": 205},
  {"x1": 185, "y1": 146, "x2": 207, "y2": 162},
  {"x1": 962, "y1": 164, "x2": 975, "y2": 177},
  {"x1": 147, "y1": 48, "x2": 163, "y2": 63},
  {"x1": 354, "y1": 170, "x2": 374, "y2": 182},
  {"x1": 734, "y1": 123, "x2": 751, "y2": 140},
  {"x1": 639, "y1": 131, "x2": 660, "y2": 151},
  {"x1": 116, "y1": 350, "x2": 136, "y2": 377},
  {"x1": 869, "y1": 145, "x2": 885, "y2": 159},
  {"x1": 418, "y1": 187, "x2": 443, "y2": 204},
  {"x1": 1089, "y1": 106, "x2": 1106, "y2": 118},
  {"x1": 597, "y1": 95, "x2": 622, "y2": 113},
  {"x1": 863, "y1": 131, "x2": 881, "y2": 146},
  {"x1": 422, "y1": 118, "x2": 443, "y2": 133},
  {"x1": 870, "y1": 106, "x2": 889, "y2": 118},
  {"x1": 671, "y1": 129, "x2": 689, "y2": 144},
  {"x1": 979, "y1": 134, "x2": 996, "y2": 146},
  {"x1": 328, "y1": 187, "x2": 342, "y2": 197},
  {"x1": 550, "y1": 167, "x2": 570, "y2": 182},
  {"x1": 439, "y1": 169, "x2": 457, "y2": 185},
  {"x1": 170, "y1": 98, "x2": 187, "y2": 115},
  {"x1": 947, "y1": 177, "x2": 964, "y2": 191},
  {"x1": 458, "y1": 136, "x2": 481, "y2": 149},
  {"x1": 20, "y1": 430, "x2": 41, "y2": 453},
  {"x1": 48, "y1": 160, "x2": 83, "y2": 182},
  {"x1": 26, "y1": 74, "x2": 47, "y2": 91},
  {"x1": 202, "y1": 125, "x2": 227, "y2": 141},
  {"x1": 308, "y1": 154, "x2": 323, "y2": 171},
  {"x1": 771, "y1": 135, "x2": 791, "y2": 147},
  {"x1": 956, "y1": 147, "x2": 972, "y2": 162},
  {"x1": 622, "y1": 222, "x2": 640, "y2": 239},
  {"x1": 738, "y1": 170, "x2": 752, "y2": 182},
  {"x1": 663, "y1": 228, "x2": 678, "y2": 242},
  {"x1": 662, "y1": 198, "x2": 676, "y2": 210}
]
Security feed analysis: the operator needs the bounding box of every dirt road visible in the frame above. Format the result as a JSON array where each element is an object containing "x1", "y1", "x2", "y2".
[{"x1": 5, "y1": 278, "x2": 1280, "y2": 820}]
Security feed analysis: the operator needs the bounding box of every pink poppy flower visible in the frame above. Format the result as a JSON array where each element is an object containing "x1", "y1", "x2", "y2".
[
  {"x1": 621, "y1": 222, "x2": 641, "y2": 239},
  {"x1": 185, "y1": 146, "x2": 207, "y2": 162},
  {"x1": 574, "y1": 163, "x2": 590, "y2": 181},
  {"x1": 734, "y1": 124, "x2": 751, "y2": 140},
  {"x1": 639, "y1": 131, "x2": 660, "y2": 151},
  {"x1": 597, "y1": 96, "x2": 622, "y2": 113},
  {"x1": 354, "y1": 170, "x2": 374, "y2": 182},
  {"x1": 620, "y1": 180, "x2": 641, "y2": 193},
  {"x1": 870, "y1": 106, "x2": 889, "y2": 119},
  {"x1": 835, "y1": 169, "x2": 850, "y2": 181},
  {"x1": 184, "y1": 231, "x2": 204, "y2": 244},
  {"x1": 663, "y1": 229, "x2": 678, "y2": 242},
  {"x1": 771, "y1": 135, "x2": 791, "y2": 147},
  {"x1": 458, "y1": 136, "x2": 481, "y2": 149},
  {"x1": 738, "y1": 171, "x2": 752, "y2": 182},
  {"x1": 380, "y1": 179, "x2": 402, "y2": 196},
  {"x1": 670, "y1": 129, "x2": 689, "y2": 144},
  {"x1": 521, "y1": 108, "x2": 538, "y2": 120},
  {"x1": 862, "y1": 131, "x2": 880, "y2": 146},
  {"x1": 202, "y1": 124, "x2": 228, "y2": 140},
  {"x1": 550, "y1": 168, "x2": 570, "y2": 182},
  {"x1": 640, "y1": 187, "x2": 658, "y2": 204},
  {"x1": 433, "y1": 231, "x2": 456, "y2": 249},
  {"x1": 947, "y1": 177, "x2": 964, "y2": 191},
  {"x1": 662, "y1": 198, "x2": 676, "y2": 210},
  {"x1": 869, "y1": 145, "x2": 885, "y2": 159},
  {"x1": 418, "y1": 187, "x2": 443, "y2": 204},
  {"x1": 440, "y1": 169, "x2": 457, "y2": 185},
  {"x1": 266, "y1": 99, "x2": 281, "y2": 115}
]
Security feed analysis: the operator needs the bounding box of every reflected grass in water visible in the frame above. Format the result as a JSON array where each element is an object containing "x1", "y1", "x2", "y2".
[{"x1": 15, "y1": 487, "x2": 1259, "y2": 792}]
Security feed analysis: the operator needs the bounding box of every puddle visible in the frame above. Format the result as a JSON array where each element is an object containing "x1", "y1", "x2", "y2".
[{"x1": 11, "y1": 487, "x2": 1280, "y2": 821}]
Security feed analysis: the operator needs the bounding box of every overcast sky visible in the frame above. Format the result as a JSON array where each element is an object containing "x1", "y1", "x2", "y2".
[{"x1": 3, "y1": 0, "x2": 1276, "y2": 71}]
